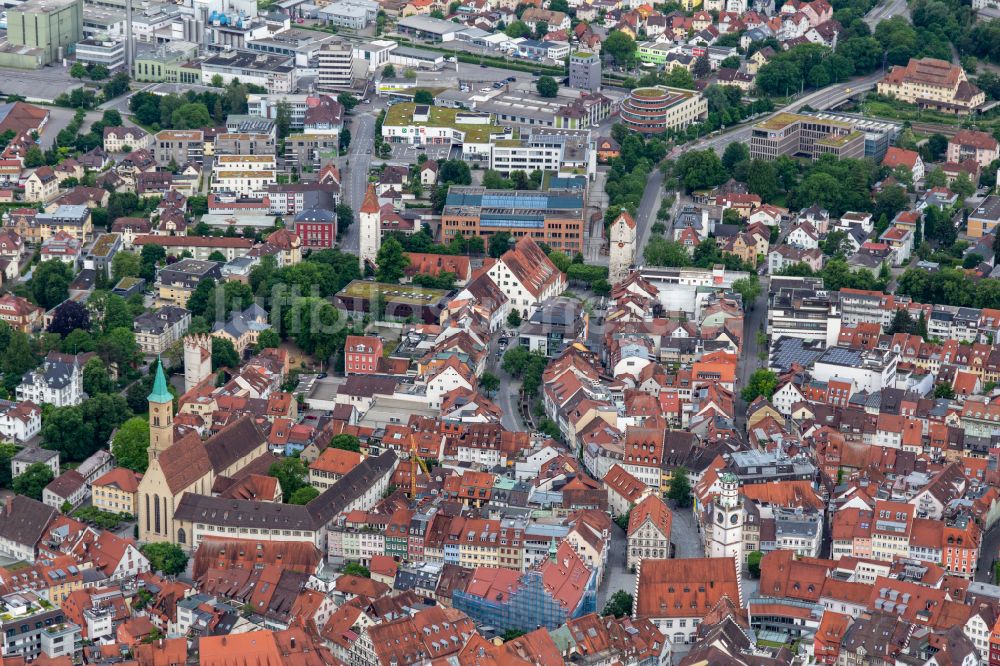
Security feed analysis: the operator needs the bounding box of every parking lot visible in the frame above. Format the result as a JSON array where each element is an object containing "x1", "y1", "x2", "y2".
[
  {"x1": 0, "y1": 64, "x2": 85, "y2": 102},
  {"x1": 389, "y1": 143, "x2": 455, "y2": 161}
]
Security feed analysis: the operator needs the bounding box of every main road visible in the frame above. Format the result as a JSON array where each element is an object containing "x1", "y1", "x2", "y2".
[
  {"x1": 341, "y1": 112, "x2": 376, "y2": 254},
  {"x1": 694, "y1": 70, "x2": 888, "y2": 157}
]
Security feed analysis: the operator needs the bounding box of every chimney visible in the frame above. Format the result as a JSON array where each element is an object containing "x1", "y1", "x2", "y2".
[{"x1": 4, "y1": 496, "x2": 11, "y2": 515}]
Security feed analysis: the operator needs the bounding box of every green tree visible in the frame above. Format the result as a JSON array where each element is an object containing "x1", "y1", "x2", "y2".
[
  {"x1": 170, "y1": 103, "x2": 212, "y2": 130},
  {"x1": 721, "y1": 142, "x2": 749, "y2": 174},
  {"x1": 289, "y1": 486, "x2": 319, "y2": 504},
  {"x1": 338, "y1": 92, "x2": 359, "y2": 112},
  {"x1": 504, "y1": 20, "x2": 530, "y2": 38},
  {"x1": 111, "y1": 251, "x2": 142, "y2": 282},
  {"x1": 330, "y1": 434, "x2": 361, "y2": 452},
  {"x1": 383, "y1": 64, "x2": 396, "y2": 78},
  {"x1": 375, "y1": 236, "x2": 409, "y2": 282},
  {"x1": 211, "y1": 337, "x2": 240, "y2": 370},
  {"x1": 741, "y1": 369, "x2": 778, "y2": 402},
  {"x1": 70, "y1": 62, "x2": 87, "y2": 79},
  {"x1": 602, "y1": 590, "x2": 633, "y2": 618},
  {"x1": 83, "y1": 394, "x2": 132, "y2": 454},
  {"x1": 747, "y1": 550, "x2": 763, "y2": 578},
  {"x1": 692, "y1": 53, "x2": 711, "y2": 79},
  {"x1": 952, "y1": 172, "x2": 975, "y2": 200},
  {"x1": 141, "y1": 542, "x2": 188, "y2": 575},
  {"x1": 604, "y1": 31, "x2": 637, "y2": 67},
  {"x1": 536, "y1": 76, "x2": 558, "y2": 98},
  {"x1": 2, "y1": 331, "x2": 36, "y2": 393},
  {"x1": 731, "y1": 276, "x2": 761, "y2": 308},
  {"x1": 674, "y1": 149, "x2": 728, "y2": 192},
  {"x1": 97, "y1": 327, "x2": 141, "y2": 369},
  {"x1": 644, "y1": 237, "x2": 692, "y2": 267},
  {"x1": 887, "y1": 307, "x2": 915, "y2": 334},
  {"x1": 343, "y1": 562, "x2": 371, "y2": 577},
  {"x1": 24, "y1": 145, "x2": 44, "y2": 168},
  {"x1": 413, "y1": 89, "x2": 434, "y2": 104},
  {"x1": 480, "y1": 372, "x2": 500, "y2": 396},
  {"x1": 42, "y1": 406, "x2": 92, "y2": 461},
  {"x1": 507, "y1": 309, "x2": 521, "y2": 327},
  {"x1": 31, "y1": 260, "x2": 73, "y2": 309},
  {"x1": 82, "y1": 357, "x2": 114, "y2": 396},
  {"x1": 112, "y1": 416, "x2": 151, "y2": 474},
  {"x1": 13, "y1": 463, "x2": 53, "y2": 500},
  {"x1": 255, "y1": 328, "x2": 281, "y2": 352},
  {"x1": 934, "y1": 382, "x2": 956, "y2": 399},
  {"x1": 667, "y1": 467, "x2": 692, "y2": 507},
  {"x1": 269, "y1": 457, "x2": 308, "y2": 499}
]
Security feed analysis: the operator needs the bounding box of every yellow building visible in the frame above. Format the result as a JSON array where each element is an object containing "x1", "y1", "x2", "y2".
[
  {"x1": 877, "y1": 58, "x2": 985, "y2": 115},
  {"x1": 91, "y1": 467, "x2": 143, "y2": 516}
]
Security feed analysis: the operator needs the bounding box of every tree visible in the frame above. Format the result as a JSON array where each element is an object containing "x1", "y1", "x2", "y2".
[
  {"x1": 741, "y1": 369, "x2": 779, "y2": 402},
  {"x1": 926, "y1": 133, "x2": 948, "y2": 161},
  {"x1": 722, "y1": 142, "x2": 749, "y2": 174},
  {"x1": 13, "y1": 463, "x2": 53, "y2": 500},
  {"x1": 141, "y1": 542, "x2": 188, "y2": 575},
  {"x1": 534, "y1": 21, "x2": 548, "y2": 38},
  {"x1": 413, "y1": 89, "x2": 434, "y2": 105},
  {"x1": 536, "y1": 76, "x2": 558, "y2": 98},
  {"x1": 602, "y1": 590, "x2": 633, "y2": 618},
  {"x1": 375, "y1": 236, "x2": 409, "y2": 282},
  {"x1": 70, "y1": 62, "x2": 87, "y2": 79},
  {"x1": 343, "y1": 562, "x2": 370, "y2": 577},
  {"x1": 337, "y1": 203, "x2": 355, "y2": 233},
  {"x1": 2, "y1": 330, "x2": 36, "y2": 392},
  {"x1": 24, "y1": 145, "x2": 44, "y2": 168},
  {"x1": 674, "y1": 149, "x2": 728, "y2": 192},
  {"x1": 275, "y1": 100, "x2": 292, "y2": 140},
  {"x1": 83, "y1": 394, "x2": 132, "y2": 454},
  {"x1": 82, "y1": 357, "x2": 114, "y2": 396},
  {"x1": 111, "y1": 251, "x2": 141, "y2": 282},
  {"x1": 42, "y1": 406, "x2": 92, "y2": 461},
  {"x1": 269, "y1": 457, "x2": 308, "y2": 499},
  {"x1": 504, "y1": 20, "x2": 531, "y2": 38},
  {"x1": 112, "y1": 416, "x2": 151, "y2": 474},
  {"x1": 48, "y1": 301, "x2": 90, "y2": 337},
  {"x1": 934, "y1": 382, "x2": 956, "y2": 399},
  {"x1": 644, "y1": 237, "x2": 692, "y2": 267},
  {"x1": 507, "y1": 309, "x2": 522, "y2": 327},
  {"x1": 186, "y1": 278, "x2": 216, "y2": 319},
  {"x1": 255, "y1": 328, "x2": 281, "y2": 352},
  {"x1": 747, "y1": 550, "x2": 763, "y2": 578},
  {"x1": 207, "y1": 250, "x2": 226, "y2": 262},
  {"x1": 171, "y1": 103, "x2": 212, "y2": 130},
  {"x1": 289, "y1": 486, "x2": 319, "y2": 504},
  {"x1": 211, "y1": 337, "x2": 240, "y2": 371},
  {"x1": 604, "y1": 31, "x2": 637, "y2": 68},
  {"x1": 887, "y1": 307, "x2": 915, "y2": 334},
  {"x1": 97, "y1": 328, "x2": 140, "y2": 369},
  {"x1": 31, "y1": 260, "x2": 73, "y2": 310},
  {"x1": 480, "y1": 372, "x2": 500, "y2": 396},
  {"x1": 873, "y1": 184, "x2": 909, "y2": 223},
  {"x1": 667, "y1": 467, "x2": 692, "y2": 507},
  {"x1": 330, "y1": 434, "x2": 361, "y2": 452},
  {"x1": 438, "y1": 160, "x2": 472, "y2": 186},
  {"x1": 692, "y1": 53, "x2": 711, "y2": 79},
  {"x1": 731, "y1": 275, "x2": 761, "y2": 308},
  {"x1": 338, "y1": 92, "x2": 359, "y2": 112},
  {"x1": 489, "y1": 231, "x2": 513, "y2": 258},
  {"x1": 383, "y1": 64, "x2": 396, "y2": 78},
  {"x1": 952, "y1": 172, "x2": 975, "y2": 200}
]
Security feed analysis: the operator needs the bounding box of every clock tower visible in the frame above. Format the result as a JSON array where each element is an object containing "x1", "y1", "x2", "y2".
[{"x1": 708, "y1": 472, "x2": 744, "y2": 561}]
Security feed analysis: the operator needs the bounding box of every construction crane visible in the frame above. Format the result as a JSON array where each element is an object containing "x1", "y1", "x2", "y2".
[{"x1": 410, "y1": 438, "x2": 430, "y2": 497}]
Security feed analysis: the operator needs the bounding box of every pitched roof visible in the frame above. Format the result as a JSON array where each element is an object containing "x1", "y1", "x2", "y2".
[
  {"x1": 627, "y1": 494, "x2": 672, "y2": 538},
  {"x1": 361, "y1": 184, "x2": 380, "y2": 214},
  {"x1": 495, "y1": 237, "x2": 564, "y2": 300},
  {"x1": 635, "y1": 557, "x2": 740, "y2": 619}
]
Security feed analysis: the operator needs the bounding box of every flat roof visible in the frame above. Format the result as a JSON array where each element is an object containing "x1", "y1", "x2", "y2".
[
  {"x1": 337, "y1": 280, "x2": 450, "y2": 305},
  {"x1": 383, "y1": 103, "x2": 503, "y2": 143}
]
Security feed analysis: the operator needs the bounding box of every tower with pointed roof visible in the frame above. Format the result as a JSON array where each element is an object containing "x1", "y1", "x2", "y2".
[
  {"x1": 609, "y1": 208, "x2": 637, "y2": 285},
  {"x1": 359, "y1": 183, "x2": 381, "y2": 269},
  {"x1": 148, "y1": 359, "x2": 173, "y2": 460}
]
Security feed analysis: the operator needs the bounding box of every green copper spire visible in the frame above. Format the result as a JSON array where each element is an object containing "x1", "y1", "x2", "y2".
[{"x1": 148, "y1": 358, "x2": 172, "y2": 404}]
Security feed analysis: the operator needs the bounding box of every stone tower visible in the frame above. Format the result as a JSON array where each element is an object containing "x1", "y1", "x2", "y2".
[
  {"x1": 708, "y1": 472, "x2": 744, "y2": 561},
  {"x1": 359, "y1": 183, "x2": 381, "y2": 269},
  {"x1": 183, "y1": 334, "x2": 212, "y2": 393},
  {"x1": 147, "y1": 359, "x2": 174, "y2": 460},
  {"x1": 609, "y1": 209, "x2": 637, "y2": 285}
]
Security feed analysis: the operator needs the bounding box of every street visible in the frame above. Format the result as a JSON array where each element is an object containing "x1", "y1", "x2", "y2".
[
  {"x1": 734, "y1": 280, "x2": 769, "y2": 430},
  {"x1": 976, "y1": 522, "x2": 1000, "y2": 583},
  {"x1": 342, "y1": 113, "x2": 376, "y2": 254}
]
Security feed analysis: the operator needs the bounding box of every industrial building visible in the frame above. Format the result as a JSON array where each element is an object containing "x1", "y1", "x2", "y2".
[{"x1": 2, "y1": 0, "x2": 83, "y2": 67}]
